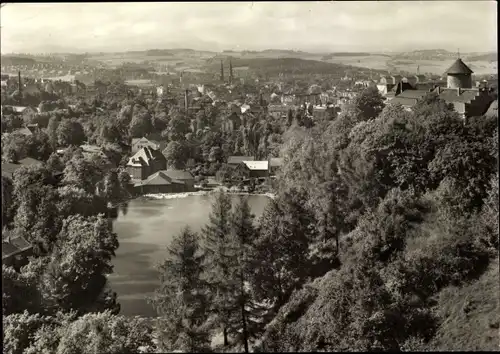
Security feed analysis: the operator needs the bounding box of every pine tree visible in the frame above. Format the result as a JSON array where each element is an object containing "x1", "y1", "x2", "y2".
[
  {"x1": 201, "y1": 191, "x2": 240, "y2": 347},
  {"x1": 230, "y1": 196, "x2": 264, "y2": 352},
  {"x1": 150, "y1": 227, "x2": 211, "y2": 352}
]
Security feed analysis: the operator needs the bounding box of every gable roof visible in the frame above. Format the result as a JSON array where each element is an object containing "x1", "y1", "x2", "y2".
[
  {"x1": 13, "y1": 127, "x2": 34, "y2": 136},
  {"x1": 388, "y1": 97, "x2": 419, "y2": 107},
  {"x1": 242, "y1": 160, "x2": 269, "y2": 171},
  {"x1": 2, "y1": 236, "x2": 32, "y2": 260},
  {"x1": 228, "y1": 156, "x2": 254, "y2": 165},
  {"x1": 438, "y1": 88, "x2": 479, "y2": 104},
  {"x1": 137, "y1": 171, "x2": 187, "y2": 186},
  {"x1": 163, "y1": 169, "x2": 194, "y2": 181},
  {"x1": 445, "y1": 58, "x2": 474, "y2": 75},
  {"x1": 396, "y1": 89, "x2": 431, "y2": 100},
  {"x1": 127, "y1": 146, "x2": 166, "y2": 167},
  {"x1": 141, "y1": 171, "x2": 173, "y2": 186},
  {"x1": 132, "y1": 137, "x2": 165, "y2": 151}
]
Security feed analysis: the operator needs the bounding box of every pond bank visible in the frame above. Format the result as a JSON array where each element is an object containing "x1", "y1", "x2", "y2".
[{"x1": 142, "y1": 189, "x2": 276, "y2": 200}]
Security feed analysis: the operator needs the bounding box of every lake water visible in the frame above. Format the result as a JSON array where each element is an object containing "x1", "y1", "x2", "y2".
[{"x1": 109, "y1": 194, "x2": 270, "y2": 317}]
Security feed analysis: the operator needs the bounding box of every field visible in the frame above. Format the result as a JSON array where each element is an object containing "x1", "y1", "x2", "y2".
[{"x1": 85, "y1": 49, "x2": 497, "y2": 77}]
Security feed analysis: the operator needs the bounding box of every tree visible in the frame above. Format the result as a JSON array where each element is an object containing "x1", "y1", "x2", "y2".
[
  {"x1": 100, "y1": 170, "x2": 123, "y2": 205},
  {"x1": 167, "y1": 110, "x2": 189, "y2": 141},
  {"x1": 39, "y1": 214, "x2": 119, "y2": 313},
  {"x1": 2, "y1": 175, "x2": 15, "y2": 227},
  {"x1": 2, "y1": 266, "x2": 41, "y2": 316},
  {"x1": 13, "y1": 165, "x2": 61, "y2": 254},
  {"x1": 2, "y1": 132, "x2": 28, "y2": 162},
  {"x1": 248, "y1": 195, "x2": 311, "y2": 311},
  {"x1": 3, "y1": 311, "x2": 156, "y2": 354},
  {"x1": 26, "y1": 131, "x2": 53, "y2": 161},
  {"x1": 46, "y1": 152, "x2": 65, "y2": 173},
  {"x1": 164, "y1": 140, "x2": 188, "y2": 169},
  {"x1": 62, "y1": 154, "x2": 104, "y2": 194},
  {"x1": 201, "y1": 191, "x2": 239, "y2": 347},
  {"x1": 230, "y1": 197, "x2": 263, "y2": 351},
  {"x1": 56, "y1": 119, "x2": 86, "y2": 147},
  {"x1": 129, "y1": 108, "x2": 153, "y2": 138},
  {"x1": 150, "y1": 227, "x2": 211, "y2": 352}
]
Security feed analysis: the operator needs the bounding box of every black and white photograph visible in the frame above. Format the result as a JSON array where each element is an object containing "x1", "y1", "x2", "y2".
[{"x1": 1, "y1": 1, "x2": 498, "y2": 352}]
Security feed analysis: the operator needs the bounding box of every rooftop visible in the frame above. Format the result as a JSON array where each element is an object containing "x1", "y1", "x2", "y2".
[
  {"x1": 242, "y1": 160, "x2": 269, "y2": 171},
  {"x1": 445, "y1": 58, "x2": 474, "y2": 75},
  {"x1": 438, "y1": 88, "x2": 480, "y2": 103},
  {"x1": 2, "y1": 235, "x2": 32, "y2": 260},
  {"x1": 228, "y1": 156, "x2": 254, "y2": 165}
]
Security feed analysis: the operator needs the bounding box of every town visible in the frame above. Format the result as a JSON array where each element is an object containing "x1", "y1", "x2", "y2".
[{"x1": 1, "y1": 2, "x2": 498, "y2": 354}]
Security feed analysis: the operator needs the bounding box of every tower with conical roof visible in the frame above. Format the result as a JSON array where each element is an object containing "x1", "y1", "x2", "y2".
[{"x1": 445, "y1": 56, "x2": 473, "y2": 89}]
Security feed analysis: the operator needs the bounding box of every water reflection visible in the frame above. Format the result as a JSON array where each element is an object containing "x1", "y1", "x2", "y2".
[{"x1": 109, "y1": 194, "x2": 269, "y2": 317}]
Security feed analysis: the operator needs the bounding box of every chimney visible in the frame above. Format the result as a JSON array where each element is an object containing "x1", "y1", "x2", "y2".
[
  {"x1": 259, "y1": 93, "x2": 263, "y2": 106},
  {"x1": 18, "y1": 71, "x2": 22, "y2": 93},
  {"x1": 229, "y1": 60, "x2": 233, "y2": 84},
  {"x1": 436, "y1": 86, "x2": 441, "y2": 95},
  {"x1": 220, "y1": 60, "x2": 224, "y2": 82},
  {"x1": 184, "y1": 89, "x2": 189, "y2": 112},
  {"x1": 457, "y1": 87, "x2": 461, "y2": 96}
]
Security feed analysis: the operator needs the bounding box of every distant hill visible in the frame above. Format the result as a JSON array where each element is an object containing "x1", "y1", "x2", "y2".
[
  {"x1": 466, "y1": 53, "x2": 497, "y2": 62},
  {"x1": 1, "y1": 55, "x2": 37, "y2": 66},
  {"x1": 205, "y1": 57, "x2": 375, "y2": 77}
]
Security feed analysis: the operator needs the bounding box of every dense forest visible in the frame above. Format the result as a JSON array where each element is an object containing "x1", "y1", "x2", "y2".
[{"x1": 2, "y1": 87, "x2": 498, "y2": 352}]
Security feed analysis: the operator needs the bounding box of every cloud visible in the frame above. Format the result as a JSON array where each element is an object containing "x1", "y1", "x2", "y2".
[{"x1": 0, "y1": 1, "x2": 496, "y2": 53}]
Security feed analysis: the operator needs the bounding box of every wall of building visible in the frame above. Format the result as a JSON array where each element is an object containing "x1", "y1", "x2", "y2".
[
  {"x1": 138, "y1": 183, "x2": 187, "y2": 195},
  {"x1": 249, "y1": 170, "x2": 269, "y2": 179},
  {"x1": 127, "y1": 166, "x2": 145, "y2": 180},
  {"x1": 447, "y1": 74, "x2": 472, "y2": 89}
]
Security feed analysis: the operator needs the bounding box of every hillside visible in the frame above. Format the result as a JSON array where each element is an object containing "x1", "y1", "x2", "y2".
[
  {"x1": 3, "y1": 48, "x2": 498, "y2": 76},
  {"x1": 427, "y1": 257, "x2": 499, "y2": 351},
  {"x1": 466, "y1": 53, "x2": 498, "y2": 62}
]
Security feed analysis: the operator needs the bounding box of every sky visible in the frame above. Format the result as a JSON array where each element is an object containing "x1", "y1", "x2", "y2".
[{"x1": 0, "y1": 1, "x2": 497, "y2": 54}]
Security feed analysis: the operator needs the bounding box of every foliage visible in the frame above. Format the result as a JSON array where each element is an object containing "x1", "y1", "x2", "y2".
[
  {"x1": 56, "y1": 119, "x2": 86, "y2": 147},
  {"x1": 38, "y1": 214, "x2": 119, "y2": 313},
  {"x1": 150, "y1": 227, "x2": 211, "y2": 352},
  {"x1": 3, "y1": 311, "x2": 156, "y2": 354},
  {"x1": 164, "y1": 140, "x2": 188, "y2": 169}
]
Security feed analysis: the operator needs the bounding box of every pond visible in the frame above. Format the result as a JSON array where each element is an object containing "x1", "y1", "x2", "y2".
[{"x1": 108, "y1": 193, "x2": 270, "y2": 317}]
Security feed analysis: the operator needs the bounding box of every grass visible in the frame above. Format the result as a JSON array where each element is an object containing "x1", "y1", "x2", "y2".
[{"x1": 427, "y1": 256, "x2": 499, "y2": 351}]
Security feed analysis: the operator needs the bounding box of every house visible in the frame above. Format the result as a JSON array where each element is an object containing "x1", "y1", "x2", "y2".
[
  {"x1": 133, "y1": 170, "x2": 190, "y2": 194},
  {"x1": 1, "y1": 157, "x2": 44, "y2": 180},
  {"x1": 131, "y1": 137, "x2": 166, "y2": 154},
  {"x1": 126, "y1": 146, "x2": 167, "y2": 181},
  {"x1": 163, "y1": 169, "x2": 195, "y2": 191},
  {"x1": 79, "y1": 144, "x2": 115, "y2": 171},
  {"x1": 269, "y1": 157, "x2": 284, "y2": 176},
  {"x1": 268, "y1": 105, "x2": 292, "y2": 119},
  {"x1": 227, "y1": 156, "x2": 254, "y2": 166},
  {"x1": 2, "y1": 235, "x2": 33, "y2": 270},
  {"x1": 240, "y1": 160, "x2": 269, "y2": 179}
]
